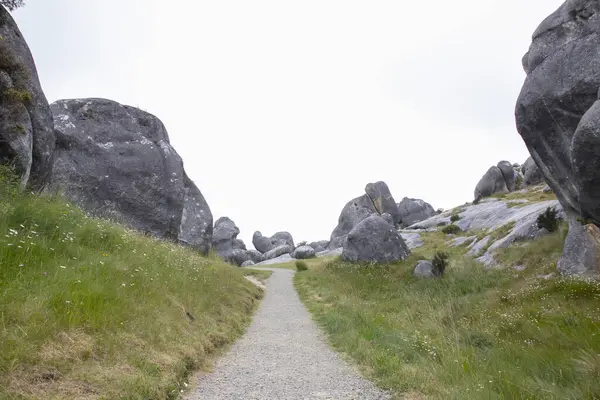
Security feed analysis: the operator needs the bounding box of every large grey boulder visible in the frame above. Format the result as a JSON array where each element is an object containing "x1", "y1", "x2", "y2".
[
  {"x1": 308, "y1": 240, "x2": 329, "y2": 253},
  {"x1": 291, "y1": 245, "x2": 316, "y2": 260},
  {"x1": 522, "y1": 157, "x2": 544, "y2": 186},
  {"x1": 557, "y1": 217, "x2": 600, "y2": 276},
  {"x1": 212, "y1": 217, "x2": 242, "y2": 254},
  {"x1": 271, "y1": 231, "x2": 294, "y2": 249},
  {"x1": 365, "y1": 181, "x2": 401, "y2": 225},
  {"x1": 474, "y1": 166, "x2": 509, "y2": 201},
  {"x1": 517, "y1": 0, "x2": 600, "y2": 224},
  {"x1": 329, "y1": 194, "x2": 378, "y2": 249},
  {"x1": 252, "y1": 231, "x2": 294, "y2": 253},
  {"x1": 398, "y1": 197, "x2": 436, "y2": 227},
  {"x1": 223, "y1": 249, "x2": 251, "y2": 267},
  {"x1": 497, "y1": 161, "x2": 517, "y2": 192},
  {"x1": 50, "y1": 98, "x2": 213, "y2": 252},
  {"x1": 0, "y1": 6, "x2": 55, "y2": 188},
  {"x1": 342, "y1": 215, "x2": 410, "y2": 264},
  {"x1": 246, "y1": 249, "x2": 265, "y2": 264},
  {"x1": 252, "y1": 231, "x2": 273, "y2": 253},
  {"x1": 263, "y1": 244, "x2": 293, "y2": 261}
]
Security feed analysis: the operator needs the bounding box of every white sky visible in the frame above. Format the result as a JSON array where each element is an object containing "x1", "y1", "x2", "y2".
[{"x1": 13, "y1": 0, "x2": 564, "y2": 246}]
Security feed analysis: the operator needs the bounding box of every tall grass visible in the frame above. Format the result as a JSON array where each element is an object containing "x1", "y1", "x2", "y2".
[
  {"x1": 0, "y1": 168, "x2": 262, "y2": 399},
  {"x1": 295, "y1": 229, "x2": 600, "y2": 399}
]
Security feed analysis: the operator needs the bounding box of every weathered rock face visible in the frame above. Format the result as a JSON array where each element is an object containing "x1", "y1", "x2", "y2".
[
  {"x1": 516, "y1": 0, "x2": 600, "y2": 223},
  {"x1": 557, "y1": 217, "x2": 600, "y2": 276},
  {"x1": 497, "y1": 161, "x2": 517, "y2": 192},
  {"x1": 398, "y1": 197, "x2": 436, "y2": 227},
  {"x1": 522, "y1": 157, "x2": 544, "y2": 186},
  {"x1": 246, "y1": 250, "x2": 265, "y2": 264},
  {"x1": 212, "y1": 217, "x2": 241, "y2": 253},
  {"x1": 0, "y1": 7, "x2": 54, "y2": 188},
  {"x1": 252, "y1": 231, "x2": 294, "y2": 253},
  {"x1": 50, "y1": 98, "x2": 213, "y2": 252},
  {"x1": 330, "y1": 194, "x2": 378, "y2": 249},
  {"x1": 271, "y1": 231, "x2": 294, "y2": 249},
  {"x1": 308, "y1": 240, "x2": 329, "y2": 253},
  {"x1": 263, "y1": 244, "x2": 293, "y2": 261},
  {"x1": 178, "y1": 173, "x2": 213, "y2": 253},
  {"x1": 292, "y1": 245, "x2": 316, "y2": 260},
  {"x1": 365, "y1": 181, "x2": 401, "y2": 225},
  {"x1": 342, "y1": 215, "x2": 410, "y2": 263},
  {"x1": 381, "y1": 213, "x2": 394, "y2": 226},
  {"x1": 474, "y1": 166, "x2": 508, "y2": 201}
]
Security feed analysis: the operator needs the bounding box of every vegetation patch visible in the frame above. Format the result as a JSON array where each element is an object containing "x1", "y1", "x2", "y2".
[
  {"x1": 441, "y1": 224, "x2": 461, "y2": 235},
  {"x1": 296, "y1": 260, "x2": 309, "y2": 271},
  {"x1": 295, "y1": 228, "x2": 600, "y2": 399},
  {"x1": 0, "y1": 167, "x2": 263, "y2": 400}
]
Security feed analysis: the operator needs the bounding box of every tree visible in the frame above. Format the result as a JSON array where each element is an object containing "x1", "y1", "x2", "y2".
[{"x1": 1, "y1": 0, "x2": 25, "y2": 11}]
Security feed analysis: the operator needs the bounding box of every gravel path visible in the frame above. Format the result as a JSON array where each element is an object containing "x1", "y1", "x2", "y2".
[{"x1": 187, "y1": 268, "x2": 389, "y2": 400}]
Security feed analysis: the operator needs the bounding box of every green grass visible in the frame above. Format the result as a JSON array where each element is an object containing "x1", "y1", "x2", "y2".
[
  {"x1": 0, "y1": 169, "x2": 263, "y2": 399},
  {"x1": 241, "y1": 269, "x2": 273, "y2": 283},
  {"x1": 295, "y1": 228, "x2": 600, "y2": 399},
  {"x1": 491, "y1": 185, "x2": 556, "y2": 203}
]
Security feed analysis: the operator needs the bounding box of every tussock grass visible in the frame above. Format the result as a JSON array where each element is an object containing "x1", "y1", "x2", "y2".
[
  {"x1": 295, "y1": 229, "x2": 600, "y2": 399},
  {"x1": 0, "y1": 168, "x2": 263, "y2": 399}
]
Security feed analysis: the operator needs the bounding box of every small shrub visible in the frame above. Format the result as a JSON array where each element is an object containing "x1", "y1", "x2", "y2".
[
  {"x1": 450, "y1": 214, "x2": 460, "y2": 223},
  {"x1": 515, "y1": 173, "x2": 524, "y2": 189},
  {"x1": 442, "y1": 224, "x2": 461, "y2": 235},
  {"x1": 431, "y1": 251, "x2": 449, "y2": 276},
  {"x1": 3, "y1": 87, "x2": 32, "y2": 104},
  {"x1": 296, "y1": 260, "x2": 308, "y2": 271},
  {"x1": 537, "y1": 207, "x2": 560, "y2": 232}
]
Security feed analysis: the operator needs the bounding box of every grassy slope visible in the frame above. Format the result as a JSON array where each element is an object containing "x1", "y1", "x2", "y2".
[
  {"x1": 296, "y1": 224, "x2": 600, "y2": 399},
  {"x1": 0, "y1": 172, "x2": 263, "y2": 400}
]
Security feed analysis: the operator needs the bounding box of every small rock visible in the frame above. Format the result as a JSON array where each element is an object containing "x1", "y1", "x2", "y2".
[
  {"x1": 413, "y1": 260, "x2": 436, "y2": 278},
  {"x1": 241, "y1": 260, "x2": 256, "y2": 267}
]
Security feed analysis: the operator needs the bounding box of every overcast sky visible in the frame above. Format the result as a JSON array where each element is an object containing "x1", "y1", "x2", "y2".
[{"x1": 13, "y1": 0, "x2": 564, "y2": 246}]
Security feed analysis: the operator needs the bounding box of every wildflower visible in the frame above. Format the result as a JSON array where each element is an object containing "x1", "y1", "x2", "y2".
[
  {"x1": 43, "y1": 272, "x2": 47, "y2": 276},
  {"x1": 65, "y1": 300, "x2": 71, "y2": 304},
  {"x1": 60, "y1": 266, "x2": 66, "y2": 269},
  {"x1": 121, "y1": 283, "x2": 126, "y2": 287},
  {"x1": 18, "y1": 264, "x2": 23, "y2": 267}
]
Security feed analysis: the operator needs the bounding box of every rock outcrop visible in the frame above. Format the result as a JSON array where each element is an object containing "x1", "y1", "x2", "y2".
[
  {"x1": 398, "y1": 197, "x2": 436, "y2": 227},
  {"x1": 522, "y1": 157, "x2": 544, "y2": 186},
  {"x1": 252, "y1": 231, "x2": 295, "y2": 253},
  {"x1": 263, "y1": 244, "x2": 294, "y2": 261},
  {"x1": 365, "y1": 181, "x2": 401, "y2": 225},
  {"x1": 330, "y1": 194, "x2": 378, "y2": 249},
  {"x1": 341, "y1": 215, "x2": 410, "y2": 263},
  {"x1": 0, "y1": 6, "x2": 55, "y2": 188},
  {"x1": 212, "y1": 217, "x2": 243, "y2": 254},
  {"x1": 474, "y1": 161, "x2": 517, "y2": 201},
  {"x1": 50, "y1": 98, "x2": 213, "y2": 253},
  {"x1": 329, "y1": 181, "x2": 401, "y2": 249},
  {"x1": 516, "y1": 1, "x2": 600, "y2": 274}
]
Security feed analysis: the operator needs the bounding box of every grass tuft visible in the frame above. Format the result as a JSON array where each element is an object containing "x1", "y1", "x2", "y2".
[{"x1": 296, "y1": 260, "x2": 309, "y2": 271}]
